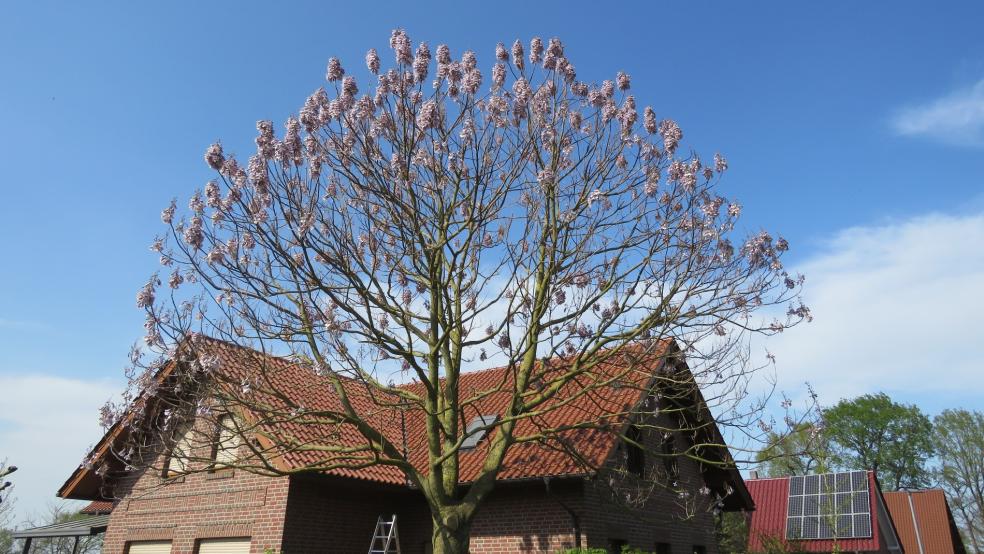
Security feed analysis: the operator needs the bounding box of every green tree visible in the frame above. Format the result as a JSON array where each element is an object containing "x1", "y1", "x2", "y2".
[
  {"x1": 755, "y1": 422, "x2": 831, "y2": 478},
  {"x1": 21, "y1": 505, "x2": 102, "y2": 554},
  {"x1": 934, "y1": 408, "x2": 984, "y2": 553},
  {"x1": 716, "y1": 511, "x2": 750, "y2": 553},
  {"x1": 822, "y1": 393, "x2": 933, "y2": 491}
]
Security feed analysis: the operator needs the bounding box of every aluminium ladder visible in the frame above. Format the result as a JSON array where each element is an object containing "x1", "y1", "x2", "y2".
[{"x1": 368, "y1": 514, "x2": 401, "y2": 554}]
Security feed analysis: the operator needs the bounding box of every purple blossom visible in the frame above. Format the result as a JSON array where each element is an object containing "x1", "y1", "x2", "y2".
[
  {"x1": 714, "y1": 152, "x2": 728, "y2": 173},
  {"x1": 463, "y1": 69, "x2": 482, "y2": 95},
  {"x1": 183, "y1": 216, "x2": 204, "y2": 250},
  {"x1": 204, "y1": 143, "x2": 224, "y2": 170},
  {"x1": 161, "y1": 199, "x2": 176, "y2": 225},
  {"x1": 496, "y1": 333, "x2": 511, "y2": 349},
  {"x1": 391, "y1": 29, "x2": 412, "y2": 65},
  {"x1": 342, "y1": 76, "x2": 358, "y2": 98},
  {"x1": 511, "y1": 40, "x2": 524, "y2": 70},
  {"x1": 416, "y1": 100, "x2": 440, "y2": 130},
  {"x1": 658, "y1": 119, "x2": 682, "y2": 153},
  {"x1": 136, "y1": 278, "x2": 156, "y2": 309},
  {"x1": 366, "y1": 48, "x2": 380, "y2": 74},
  {"x1": 168, "y1": 269, "x2": 184, "y2": 289},
  {"x1": 255, "y1": 120, "x2": 276, "y2": 159},
  {"x1": 326, "y1": 57, "x2": 344, "y2": 82},
  {"x1": 616, "y1": 71, "x2": 631, "y2": 91},
  {"x1": 495, "y1": 42, "x2": 508, "y2": 61},
  {"x1": 436, "y1": 44, "x2": 451, "y2": 65},
  {"x1": 413, "y1": 42, "x2": 431, "y2": 82},
  {"x1": 601, "y1": 80, "x2": 615, "y2": 99},
  {"x1": 492, "y1": 62, "x2": 506, "y2": 89},
  {"x1": 529, "y1": 37, "x2": 543, "y2": 64},
  {"x1": 462, "y1": 50, "x2": 477, "y2": 72}
]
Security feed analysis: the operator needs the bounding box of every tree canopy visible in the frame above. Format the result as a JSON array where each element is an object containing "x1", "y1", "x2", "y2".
[
  {"x1": 822, "y1": 393, "x2": 934, "y2": 491},
  {"x1": 106, "y1": 30, "x2": 809, "y2": 554},
  {"x1": 934, "y1": 408, "x2": 984, "y2": 552}
]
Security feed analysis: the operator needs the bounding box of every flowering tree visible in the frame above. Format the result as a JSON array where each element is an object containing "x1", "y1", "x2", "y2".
[{"x1": 113, "y1": 30, "x2": 809, "y2": 553}]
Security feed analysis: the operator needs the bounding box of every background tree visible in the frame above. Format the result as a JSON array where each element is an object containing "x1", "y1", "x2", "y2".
[
  {"x1": 109, "y1": 30, "x2": 809, "y2": 554},
  {"x1": 19, "y1": 505, "x2": 102, "y2": 554},
  {"x1": 934, "y1": 408, "x2": 984, "y2": 553},
  {"x1": 755, "y1": 421, "x2": 831, "y2": 478},
  {"x1": 823, "y1": 393, "x2": 933, "y2": 490},
  {"x1": 0, "y1": 460, "x2": 15, "y2": 554}
]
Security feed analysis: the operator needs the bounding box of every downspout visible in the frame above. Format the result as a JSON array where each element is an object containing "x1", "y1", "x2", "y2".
[
  {"x1": 544, "y1": 477, "x2": 582, "y2": 548},
  {"x1": 906, "y1": 490, "x2": 925, "y2": 554}
]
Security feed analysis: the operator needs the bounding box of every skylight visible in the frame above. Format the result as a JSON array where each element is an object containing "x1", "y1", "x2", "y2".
[{"x1": 460, "y1": 414, "x2": 499, "y2": 450}]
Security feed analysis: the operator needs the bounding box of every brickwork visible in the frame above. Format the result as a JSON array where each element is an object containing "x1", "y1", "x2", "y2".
[
  {"x1": 579, "y1": 413, "x2": 723, "y2": 554},
  {"x1": 468, "y1": 480, "x2": 583, "y2": 554}
]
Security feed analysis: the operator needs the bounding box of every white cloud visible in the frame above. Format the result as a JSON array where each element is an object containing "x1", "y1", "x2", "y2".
[
  {"x1": 764, "y1": 210, "x2": 984, "y2": 407},
  {"x1": 892, "y1": 79, "x2": 984, "y2": 146},
  {"x1": 0, "y1": 374, "x2": 119, "y2": 526}
]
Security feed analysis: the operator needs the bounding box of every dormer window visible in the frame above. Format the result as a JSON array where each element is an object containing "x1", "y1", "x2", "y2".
[{"x1": 461, "y1": 414, "x2": 499, "y2": 450}]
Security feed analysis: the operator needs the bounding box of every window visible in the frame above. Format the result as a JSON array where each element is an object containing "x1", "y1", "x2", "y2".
[
  {"x1": 212, "y1": 414, "x2": 243, "y2": 469},
  {"x1": 654, "y1": 543, "x2": 671, "y2": 554},
  {"x1": 461, "y1": 414, "x2": 499, "y2": 449},
  {"x1": 692, "y1": 546, "x2": 706, "y2": 554},
  {"x1": 164, "y1": 422, "x2": 195, "y2": 478},
  {"x1": 195, "y1": 538, "x2": 251, "y2": 554},
  {"x1": 661, "y1": 433, "x2": 679, "y2": 481},
  {"x1": 126, "y1": 540, "x2": 172, "y2": 554},
  {"x1": 625, "y1": 425, "x2": 645, "y2": 476}
]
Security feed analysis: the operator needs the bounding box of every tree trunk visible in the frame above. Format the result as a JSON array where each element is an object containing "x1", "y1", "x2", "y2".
[{"x1": 431, "y1": 511, "x2": 472, "y2": 554}]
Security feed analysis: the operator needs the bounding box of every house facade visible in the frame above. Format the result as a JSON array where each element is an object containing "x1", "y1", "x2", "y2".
[{"x1": 57, "y1": 339, "x2": 751, "y2": 554}]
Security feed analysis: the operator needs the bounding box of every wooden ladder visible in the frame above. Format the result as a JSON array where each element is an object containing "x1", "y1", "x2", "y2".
[{"x1": 368, "y1": 514, "x2": 401, "y2": 554}]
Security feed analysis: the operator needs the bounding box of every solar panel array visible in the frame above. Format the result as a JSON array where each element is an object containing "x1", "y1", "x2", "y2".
[{"x1": 786, "y1": 470, "x2": 872, "y2": 540}]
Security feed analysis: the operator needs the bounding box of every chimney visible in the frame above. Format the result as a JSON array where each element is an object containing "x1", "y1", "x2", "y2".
[{"x1": 749, "y1": 470, "x2": 760, "y2": 480}]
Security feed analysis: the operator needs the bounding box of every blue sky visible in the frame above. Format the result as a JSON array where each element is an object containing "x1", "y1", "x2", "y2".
[{"x1": 2, "y1": 1, "x2": 983, "y2": 522}]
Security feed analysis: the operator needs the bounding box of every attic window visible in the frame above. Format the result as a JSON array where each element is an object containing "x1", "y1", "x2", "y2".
[
  {"x1": 461, "y1": 414, "x2": 499, "y2": 450},
  {"x1": 211, "y1": 414, "x2": 243, "y2": 469},
  {"x1": 625, "y1": 425, "x2": 645, "y2": 477},
  {"x1": 164, "y1": 422, "x2": 195, "y2": 478}
]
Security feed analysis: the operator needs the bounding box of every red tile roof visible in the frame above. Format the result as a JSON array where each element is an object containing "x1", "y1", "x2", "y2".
[
  {"x1": 79, "y1": 500, "x2": 113, "y2": 514},
  {"x1": 746, "y1": 472, "x2": 886, "y2": 552},
  {"x1": 60, "y1": 337, "x2": 750, "y2": 509},
  {"x1": 883, "y1": 490, "x2": 967, "y2": 554}
]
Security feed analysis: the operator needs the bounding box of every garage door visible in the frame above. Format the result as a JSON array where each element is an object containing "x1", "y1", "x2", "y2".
[
  {"x1": 127, "y1": 541, "x2": 172, "y2": 554},
  {"x1": 197, "y1": 538, "x2": 251, "y2": 554}
]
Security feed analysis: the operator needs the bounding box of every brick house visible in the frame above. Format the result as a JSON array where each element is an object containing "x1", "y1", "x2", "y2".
[{"x1": 56, "y1": 338, "x2": 752, "y2": 554}]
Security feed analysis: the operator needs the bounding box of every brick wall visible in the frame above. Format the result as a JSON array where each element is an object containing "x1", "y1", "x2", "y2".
[
  {"x1": 280, "y1": 475, "x2": 431, "y2": 554},
  {"x1": 100, "y1": 412, "x2": 291, "y2": 554},
  {"x1": 579, "y1": 412, "x2": 723, "y2": 554},
  {"x1": 102, "y1": 467, "x2": 290, "y2": 554},
  {"x1": 468, "y1": 480, "x2": 583, "y2": 554}
]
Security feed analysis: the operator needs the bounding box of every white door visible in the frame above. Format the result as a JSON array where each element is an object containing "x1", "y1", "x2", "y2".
[
  {"x1": 127, "y1": 541, "x2": 172, "y2": 554},
  {"x1": 197, "y1": 538, "x2": 252, "y2": 554}
]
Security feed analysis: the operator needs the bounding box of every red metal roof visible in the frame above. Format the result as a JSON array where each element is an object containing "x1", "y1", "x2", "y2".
[
  {"x1": 883, "y1": 490, "x2": 967, "y2": 554},
  {"x1": 746, "y1": 472, "x2": 884, "y2": 552}
]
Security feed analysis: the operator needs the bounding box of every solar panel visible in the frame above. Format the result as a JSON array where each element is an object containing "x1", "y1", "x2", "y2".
[{"x1": 785, "y1": 470, "x2": 872, "y2": 540}]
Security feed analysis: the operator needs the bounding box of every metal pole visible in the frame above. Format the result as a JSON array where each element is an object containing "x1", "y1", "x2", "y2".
[
  {"x1": 20, "y1": 537, "x2": 31, "y2": 554},
  {"x1": 72, "y1": 535, "x2": 81, "y2": 554}
]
